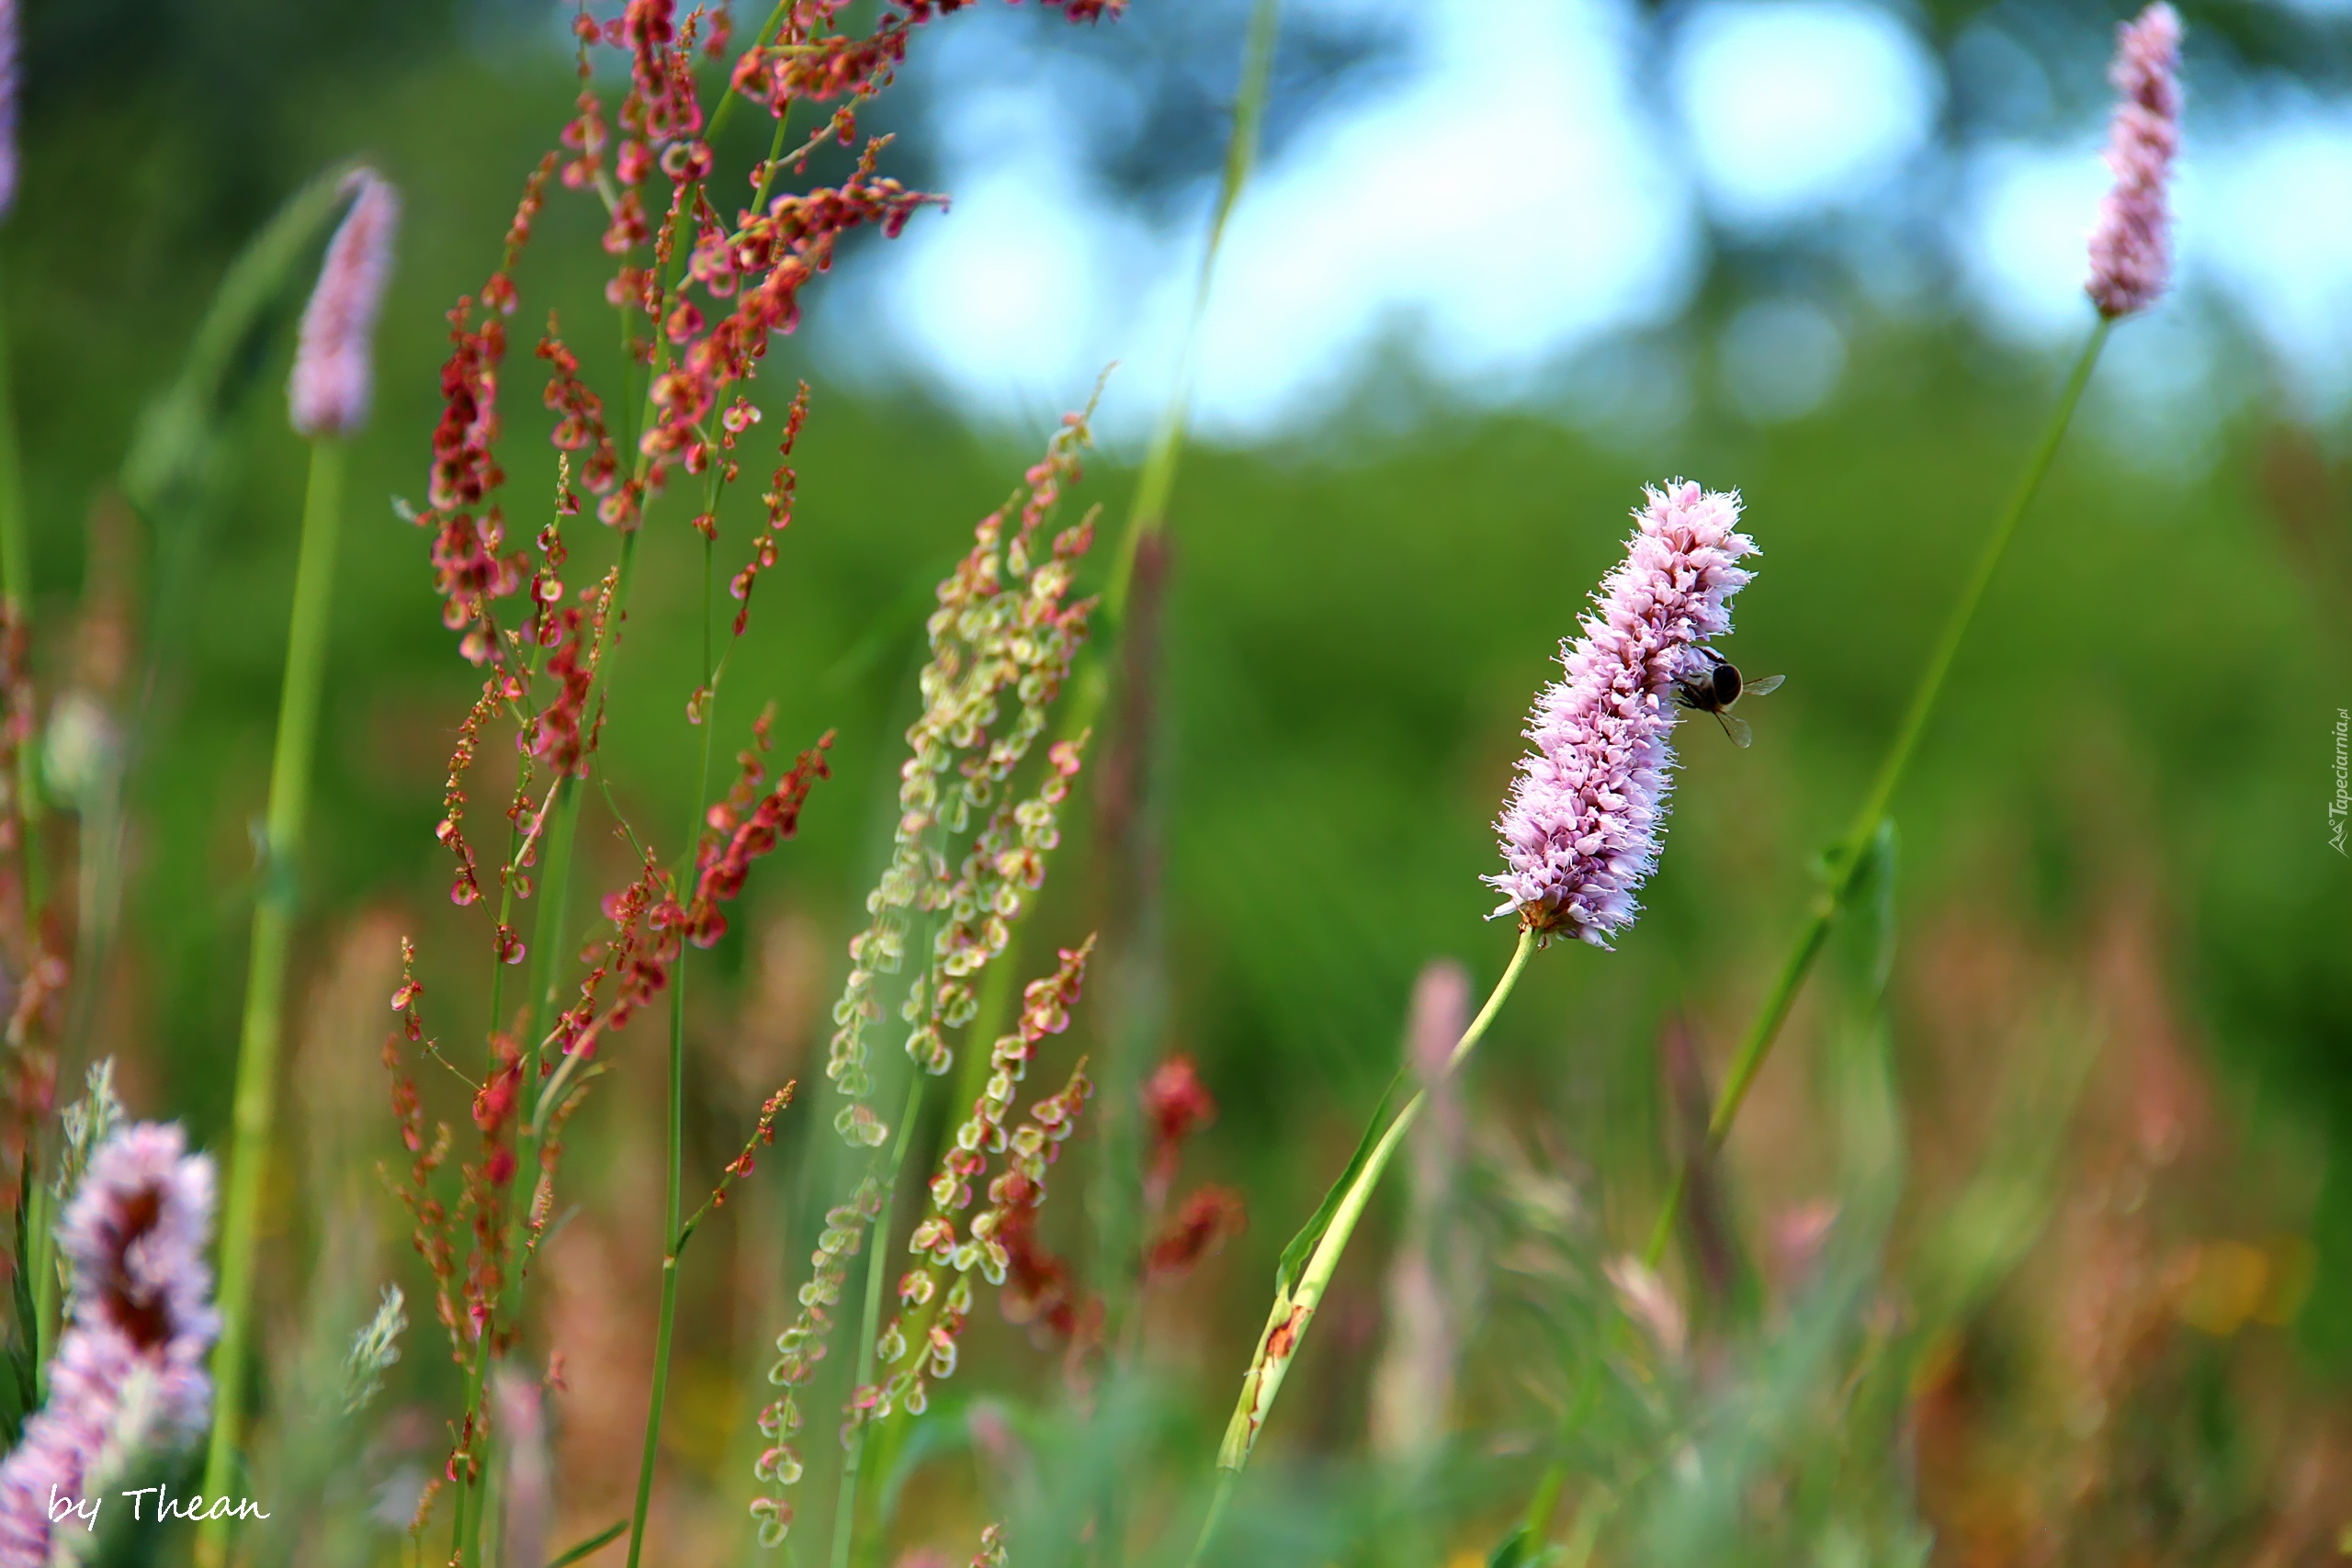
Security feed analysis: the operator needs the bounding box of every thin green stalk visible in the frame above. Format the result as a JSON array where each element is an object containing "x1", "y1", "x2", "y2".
[
  {"x1": 495, "y1": 9, "x2": 788, "y2": 1394},
  {"x1": 1509, "y1": 318, "x2": 2111, "y2": 1558},
  {"x1": 1100, "y1": 0, "x2": 1279, "y2": 620},
  {"x1": 1705, "y1": 317, "x2": 2111, "y2": 1145},
  {"x1": 1080, "y1": 0, "x2": 1281, "y2": 1393},
  {"x1": 621, "y1": 969, "x2": 692, "y2": 1568},
  {"x1": 1052, "y1": 0, "x2": 1279, "y2": 762},
  {"x1": 456, "y1": 809, "x2": 537, "y2": 1568},
  {"x1": 451, "y1": 1330, "x2": 492, "y2": 1565},
  {"x1": 199, "y1": 436, "x2": 348, "y2": 1562},
  {"x1": 831, "y1": 1074, "x2": 925, "y2": 1568},
  {"x1": 0, "y1": 274, "x2": 47, "y2": 923},
  {"x1": 27, "y1": 1180, "x2": 52, "y2": 1395},
  {"x1": 1188, "y1": 928, "x2": 1536, "y2": 1567},
  {"x1": 622, "y1": 505, "x2": 729, "y2": 1568}
]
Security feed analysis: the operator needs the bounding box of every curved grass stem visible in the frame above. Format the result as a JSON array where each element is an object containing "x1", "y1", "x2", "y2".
[
  {"x1": 621, "y1": 492, "x2": 731, "y2": 1568},
  {"x1": 831, "y1": 1073, "x2": 927, "y2": 1568},
  {"x1": 621, "y1": 970, "x2": 692, "y2": 1568},
  {"x1": 0, "y1": 274, "x2": 47, "y2": 924},
  {"x1": 198, "y1": 436, "x2": 348, "y2": 1565},
  {"x1": 1189, "y1": 926, "x2": 1537, "y2": 1566}
]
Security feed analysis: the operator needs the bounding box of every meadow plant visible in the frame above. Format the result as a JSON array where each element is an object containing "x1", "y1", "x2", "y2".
[
  {"x1": 287, "y1": 5, "x2": 1135, "y2": 1565},
  {"x1": 759, "y1": 412, "x2": 1110, "y2": 1553},
  {"x1": 1500, "y1": 5, "x2": 2186, "y2": 1553},
  {"x1": 2087, "y1": 3, "x2": 2181, "y2": 321},
  {"x1": 1182, "y1": 12, "x2": 2189, "y2": 1560},
  {"x1": 1194, "y1": 480, "x2": 1760, "y2": 1551},
  {"x1": 51, "y1": 1060, "x2": 122, "y2": 1209},
  {"x1": 1486, "y1": 482, "x2": 1758, "y2": 946},
  {"x1": 203, "y1": 164, "x2": 400, "y2": 1535},
  {"x1": 337, "y1": 1285, "x2": 406, "y2": 1416}
]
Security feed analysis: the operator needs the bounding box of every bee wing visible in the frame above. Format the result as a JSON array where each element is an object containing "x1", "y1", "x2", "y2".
[
  {"x1": 1741, "y1": 673, "x2": 1785, "y2": 697},
  {"x1": 1716, "y1": 710, "x2": 1754, "y2": 748}
]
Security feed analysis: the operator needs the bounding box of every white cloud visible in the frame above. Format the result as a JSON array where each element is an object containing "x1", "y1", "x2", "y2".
[
  {"x1": 829, "y1": 0, "x2": 1701, "y2": 436},
  {"x1": 1953, "y1": 139, "x2": 2105, "y2": 344},
  {"x1": 2191, "y1": 107, "x2": 2352, "y2": 407},
  {"x1": 1670, "y1": 1, "x2": 1943, "y2": 228},
  {"x1": 819, "y1": 0, "x2": 2352, "y2": 434}
]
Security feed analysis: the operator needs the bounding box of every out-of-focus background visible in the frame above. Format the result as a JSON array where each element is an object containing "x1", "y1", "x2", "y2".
[{"x1": 11, "y1": 0, "x2": 2352, "y2": 1561}]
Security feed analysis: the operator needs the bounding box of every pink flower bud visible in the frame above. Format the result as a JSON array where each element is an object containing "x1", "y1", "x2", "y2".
[
  {"x1": 2086, "y1": 4, "x2": 2183, "y2": 320},
  {"x1": 0, "y1": 0, "x2": 19, "y2": 221},
  {"x1": 289, "y1": 169, "x2": 401, "y2": 436}
]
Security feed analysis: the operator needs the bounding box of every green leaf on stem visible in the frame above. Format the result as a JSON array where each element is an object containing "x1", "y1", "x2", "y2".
[
  {"x1": 1860, "y1": 818, "x2": 1899, "y2": 1000},
  {"x1": 1, "y1": 1151, "x2": 39, "y2": 1447},
  {"x1": 120, "y1": 163, "x2": 356, "y2": 521},
  {"x1": 547, "y1": 1519, "x2": 628, "y2": 1568},
  {"x1": 1273, "y1": 1064, "x2": 1409, "y2": 1297}
]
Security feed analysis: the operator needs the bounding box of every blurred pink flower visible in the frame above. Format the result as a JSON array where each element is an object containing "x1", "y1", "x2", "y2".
[
  {"x1": 289, "y1": 170, "x2": 401, "y2": 436},
  {"x1": 0, "y1": 1123, "x2": 219, "y2": 1560},
  {"x1": 2086, "y1": 4, "x2": 2182, "y2": 320},
  {"x1": 1604, "y1": 1255, "x2": 1687, "y2": 1362},
  {"x1": 1370, "y1": 959, "x2": 1473, "y2": 1464},
  {"x1": 1487, "y1": 482, "x2": 1758, "y2": 946},
  {"x1": 0, "y1": 0, "x2": 18, "y2": 221}
]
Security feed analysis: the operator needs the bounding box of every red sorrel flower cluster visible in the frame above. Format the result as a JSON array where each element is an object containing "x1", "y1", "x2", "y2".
[
  {"x1": 688, "y1": 716, "x2": 835, "y2": 948},
  {"x1": 1137, "y1": 1054, "x2": 1246, "y2": 1287}
]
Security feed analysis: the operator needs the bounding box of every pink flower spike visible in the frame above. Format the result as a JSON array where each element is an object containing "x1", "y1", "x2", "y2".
[
  {"x1": 289, "y1": 168, "x2": 401, "y2": 436},
  {"x1": 2086, "y1": 3, "x2": 2182, "y2": 321},
  {"x1": 1486, "y1": 481, "x2": 1758, "y2": 948},
  {"x1": 0, "y1": 0, "x2": 19, "y2": 222},
  {"x1": 0, "y1": 1122, "x2": 220, "y2": 1562}
]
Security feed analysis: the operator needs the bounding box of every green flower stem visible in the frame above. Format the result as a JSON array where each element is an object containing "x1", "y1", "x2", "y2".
[
  {"x1": 27, "y1": 1182, "x2": 53, "y2": 1395},
  {"x1": 0, "y1": 276, "x2": 59, "y2": 1378},
  {"x1": 622, "y1": 509, "x2": 729, "y2": 1568},
  {"x1": 1189, "y1": 927, "x2": 1537, "y2": 1566},
  {"x1": 452, "y1": 1330, "x2": 492, "y2": 1564},
  {"x1": 1099, "y1": 0, "x2": 1278, "y2": 621},
  {"x1": 199, "y1": 435, "x2": 349, "y2": 1562},
  {"x1": 621, "y1": 968, "x2": 692, "y2": 1568},
  {"x1": 1510, "y1": 316, "x2": 2111, "y2": 1558},
  {"x1": 831, "y1": 1073, "x2": 926, "y2": 1568},
  {"x1": 1075, "y1": 0, "x2": 1281, "y2": 1389},
  {"x1": 455, "y1": 731, "x2": 549, "y2": 1566},
  {"x1": 0, "y1": 275, "x2": 47, "y2": 925}
]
